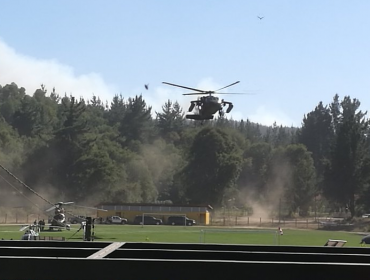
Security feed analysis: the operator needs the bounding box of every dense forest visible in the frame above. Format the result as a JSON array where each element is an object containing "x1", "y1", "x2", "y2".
[{"x1": 1, "y1": 82, "x2": 370, "y2": 218}]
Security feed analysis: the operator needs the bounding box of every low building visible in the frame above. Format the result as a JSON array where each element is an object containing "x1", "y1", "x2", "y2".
[{"x1": 96, "y1": 203, "x2": 211, "y2": 225}]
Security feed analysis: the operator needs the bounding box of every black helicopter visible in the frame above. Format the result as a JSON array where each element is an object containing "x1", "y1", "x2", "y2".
[{"x1": 162, "y1": 81, "x2": 242, "y2": 120}]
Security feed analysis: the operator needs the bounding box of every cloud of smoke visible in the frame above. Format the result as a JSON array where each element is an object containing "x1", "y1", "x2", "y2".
[
  {"x1": 238, "y1": 156, "x2": 294, "y2": 220},
  {"x1": 0, "y1": 39, "x2": 117, "y2": 102}
]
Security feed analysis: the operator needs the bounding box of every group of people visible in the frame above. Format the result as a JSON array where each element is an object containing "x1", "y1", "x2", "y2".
[{"x1": 33, "y1": 219, "x2": 46, "y2": 231}]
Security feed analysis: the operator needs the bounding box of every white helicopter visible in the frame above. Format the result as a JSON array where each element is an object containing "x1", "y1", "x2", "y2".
[
  {"x1": 19, "y1": 224, "x2": 41, "y2": 240},
  {"x1": 45, "y1": 201, "x2": 108, "y2": 232},
  {"x1": 46, "y1": 201, "x2": 74, "y2": 231}
]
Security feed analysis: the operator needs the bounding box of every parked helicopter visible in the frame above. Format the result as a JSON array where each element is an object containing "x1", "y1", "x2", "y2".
[
  {"x1": 19, "y1": 223, "x2": 41, "y2": 240},
  {"x1": 46, "y1": 201, "x2": 74, "y2": 231},
  {"x1": 45, "y1": 201, "x2": 108, "y2": 231},
  {"x1": 162, "y1": 81, "x2": 243, "y2": 120}
]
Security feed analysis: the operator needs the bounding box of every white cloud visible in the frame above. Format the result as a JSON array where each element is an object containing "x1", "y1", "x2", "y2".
[
  {"x1": 196, "y1": 77, "x2": 223, "y2": 91},
  {"x1": 0, "y1": 39, "x2": 117, "y2": 100},
  {"x1": 247, "y1": 106, "x2": 296, "y2": 127}
]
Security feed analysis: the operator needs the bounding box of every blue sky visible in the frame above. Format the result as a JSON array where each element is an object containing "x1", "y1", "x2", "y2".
[{"x1": 1, "y1": 0, "x2": 369, "y2": 127}]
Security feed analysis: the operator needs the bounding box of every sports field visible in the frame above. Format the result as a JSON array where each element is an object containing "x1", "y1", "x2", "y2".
[{"x1": 0, "y1": 224, "x2": 367, "y2": 247}]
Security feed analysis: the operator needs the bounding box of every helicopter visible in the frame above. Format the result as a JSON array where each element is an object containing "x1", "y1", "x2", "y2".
[
  {"x1": 162, "y1": 81, "x2": 242, "y2": 120},
  {"x1": 19, "y1": 224, "x2": 41, "y2": 240},
  {"x1": 46, "y1": 201, "x2": 74, "y2": 231},
  {"x1": 45, "y1": 201, "x2": 108, "y2": 232}
]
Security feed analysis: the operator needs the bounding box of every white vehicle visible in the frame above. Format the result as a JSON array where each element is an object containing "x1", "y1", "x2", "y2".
[{"x1": 106, "y1": 215, "x2": 128, "y2": 224}]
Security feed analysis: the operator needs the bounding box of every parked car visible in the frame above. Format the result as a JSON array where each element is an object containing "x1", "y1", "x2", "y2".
[
  {"x1": 133, "y1": 215, "x2": 162, "y2": 225},
  {"x1": 167, "y1": 216, "x2": 196, "y2": 226},
  {"x1": 106, "y1": 215, "x2": 128, "y2": 224},
  {"x1": 69, "y1": 215, "x2": 86, "y2": 224}
]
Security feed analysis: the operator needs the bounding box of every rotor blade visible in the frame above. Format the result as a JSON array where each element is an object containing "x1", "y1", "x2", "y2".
[
  {"x1": 162, "y1": 82, "x2": 206, "y2": 93},
  {"x1": 20, "y1": 225, "x2": 29, "y2": 231},
  {"x1": 62, "y1": 202, "x2": 74, "y2": 205},
  {"x1": 212, "y1": 92, "x2": 253, "y2": 95},
  {"x1": 73, "y1": 204, "x2": 108, "y2": 211},
  {"x1": 215, "y1": 81, "x2": 240, "y2": 92},
  {"x1": 183, "y1": 92, "x2": 210, "y2": 96},
  {"x1": 46, "y1": 205, "x2": 56, "y2": 212}
]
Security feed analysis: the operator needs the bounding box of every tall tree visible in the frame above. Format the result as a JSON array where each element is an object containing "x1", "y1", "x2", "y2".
[
  {"x1": 330, "y1": 94, "x2": 341, "y2": 133},
  {"x1": 269, "y1": 144, "x2": 316, "y2": 216},
  {"x1": 237, "y1": 142, "x2": 273, "y2": 199},
  {"x1": 155, "y1": 100, "x2": 185, "y2": 141},
  {"x1": 182, "y1": 127, "x2": 243, "y2": 206},
  {"x1": 12, "y1": 87, "x2": 59, "y2": 138},
  {"x1": 297, "y1": 102, "x2": 334, "y2": 191},
  {"x1": 118, "y1": 95, "x2": 154, "y2": 147},
  {"x1": 0, "y1": 83, "x2": 26, "y2": 124},
  {"x1": 324, "y1": 96, "x2": 370, "y2": 217},
  {"x1": 106, "y1": 94, "x2": 126, "y2": 126},
  {"x1": 23, "y1": 96, "x2": 94, "y2": 198}
]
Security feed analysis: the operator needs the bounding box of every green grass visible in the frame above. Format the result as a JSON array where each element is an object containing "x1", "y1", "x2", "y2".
[{"x1": 0, "y1": 224, "x2": 366, "y2": 247}]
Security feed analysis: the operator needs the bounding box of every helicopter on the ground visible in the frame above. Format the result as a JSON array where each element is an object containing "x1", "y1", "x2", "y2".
[
  {"x1": 45, "y1": 201, "x2": 108, "y2": 232},
  {"x1": 46, "y1": 201, "x2": 74, "y2": 231},
  {"x1": 19, "y1": 224, "x2": 40, "y2": 240},
  {"x1": 162, "y1": 81, "x2": 242, "y2": 120}
]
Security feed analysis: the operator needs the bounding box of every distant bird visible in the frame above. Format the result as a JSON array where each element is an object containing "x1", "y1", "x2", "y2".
[
  {"x1": 360, "y1": 235, "x2": 370, "y2": 245},
  {"x1": 145, "y1": 84, "x2": 149, "y2": 90},
  {"x1": 257, "y1": 16, "x2": 264, "y2": 20}
]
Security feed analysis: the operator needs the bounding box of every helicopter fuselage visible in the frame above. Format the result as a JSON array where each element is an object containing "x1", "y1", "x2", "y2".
[
  {"x1": 199, "y1": 96, "x2": 222, "y2": 114},
  {"x1": 187, "y1": 95, "x2": 232, "y2": 120}
]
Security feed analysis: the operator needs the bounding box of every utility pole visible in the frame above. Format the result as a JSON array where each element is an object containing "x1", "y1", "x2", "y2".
[{"x1": 84, "y1": 217, "x2": 93, "y2": 241}]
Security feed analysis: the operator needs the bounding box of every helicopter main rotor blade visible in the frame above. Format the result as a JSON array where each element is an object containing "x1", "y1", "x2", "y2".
[
  {"x1": 162, "y1": 82, "x2": 206, "y2": 93},
  {"x1": 215, "y1": 81, "x2": 240, "y2": 92},
  {"x1": 46, "y1": 205, "x2": 56, "y2": 212},
  {"x1": 62, "y1": 202, "x2": 75, "y2": 205},
  {"x1": 212, "y1": 92, "x2": 253, "y2": 95},
  {"x1": 183, "y1": 92, "x2": 211, "y2": 96},
  {"x1": 20, "y1": 225, "x2": 29, "y2": 231},
  {"x1": 73, "y1": 204, "x2": 108, "y2": 211}
]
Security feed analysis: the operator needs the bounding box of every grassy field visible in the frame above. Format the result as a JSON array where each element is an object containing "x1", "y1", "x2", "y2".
[{"x1": 0, "y1": 224, "x2": 367, "y2": 247}]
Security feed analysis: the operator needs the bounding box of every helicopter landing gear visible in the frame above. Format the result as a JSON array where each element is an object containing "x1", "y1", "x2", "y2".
[
  {"x1": 188, "y1": 102, "x2": 196, "y2": 112},
  {"x1": 226, "y1": 103, "x2": 233, "y2": 113}
]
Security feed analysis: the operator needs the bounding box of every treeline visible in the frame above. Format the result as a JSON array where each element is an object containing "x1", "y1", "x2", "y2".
[{"x1": 0, "y1": 82, "x2": 370, "y2": 218}]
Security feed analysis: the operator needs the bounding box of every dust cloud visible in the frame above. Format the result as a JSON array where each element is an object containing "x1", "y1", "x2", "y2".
[{"x1": 238, "y1": 159, "x2": 294, "y2": 220}]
